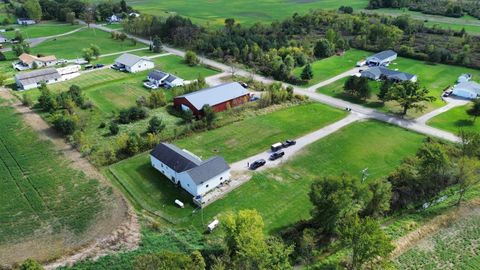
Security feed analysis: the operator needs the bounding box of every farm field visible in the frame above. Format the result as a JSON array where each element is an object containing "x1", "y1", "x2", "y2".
[
  {"x1": 0, "y1": 100, "x2": 121, "y2": 264},
  {"x1": 428, "y1": 103, "x2": 480, "y2": 134},
  {"x1": 175, "y1": 103, "x2": 347, "y2": 163},
  {"x1": 395, "y1": 206, "x2": 480, "y2": 269},
  {"x1": 152, "y1": 55, "x2": 219, "y2": 79},
  {"x1": 107, "y1": 120, "x2": 425, "y2": 232},
  {"x1": 362, "y1": 8, "x2": 480, "y2": 35},
  {"x1": 317, "y1": 57, "x2": 480, "y2": 117},
  {"x1": 31, "y1": 28, "x2": 145, "y2": 59},
  {"x1": 3, "y1": 22, "x2": 82, "y2": 39},
  {"x1": 293, "y1": 49, "x2": 370, "y2": 87},
  {"x1": 116, "y1": 0, "x2": 369, "y2": 26}
]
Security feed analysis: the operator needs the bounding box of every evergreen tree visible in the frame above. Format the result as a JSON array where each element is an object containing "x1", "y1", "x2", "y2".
[{"x1": 300, "y1": 64, "x2": 313, "y2": 81}]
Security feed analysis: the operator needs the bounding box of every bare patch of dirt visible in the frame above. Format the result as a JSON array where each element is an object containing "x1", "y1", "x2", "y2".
[
  {"x1": 391, "y1": 199, "x2": 480, "y2": 258},
  {"x1": 0, "y1": 88, "x2": 140, "y2": 268}
]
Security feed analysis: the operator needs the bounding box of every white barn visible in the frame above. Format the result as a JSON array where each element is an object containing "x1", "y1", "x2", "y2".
[
  {"x1": 15, "y1": 68, "x2": 61, "y2": 90},
  {"x1": 115, "y1": 53, "x2": 154, "y2": 73},
  {"x1": 150, "y1": 143, "x2": 230, "y2": 198},
  {"x1": 452, "y1": 81, "x2": 480, "y2": 99},
  {"x1": 366, "y1": 50, "x2": 397, "y2": 66}
]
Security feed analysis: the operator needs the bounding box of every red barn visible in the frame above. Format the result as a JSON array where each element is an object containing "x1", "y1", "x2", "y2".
[{"x1": 173, "y1": 82, "x2": 250, "y2": 117}]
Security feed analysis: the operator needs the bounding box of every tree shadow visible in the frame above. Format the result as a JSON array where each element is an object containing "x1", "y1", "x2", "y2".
[{"x1": 454, "y1": 119, "x2": 475, "y2": 127}]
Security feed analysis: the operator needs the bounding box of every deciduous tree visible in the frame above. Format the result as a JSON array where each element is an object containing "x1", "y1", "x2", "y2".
[
  {"x1": 467, "y1": 99, "x2": 480, "y2": 123},
  {"x1": 386, "y1": 81, "x2": 435, "y2": 116}
]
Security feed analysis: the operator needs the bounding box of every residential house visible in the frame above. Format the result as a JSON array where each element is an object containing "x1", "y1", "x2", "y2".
[
  {"x1": 147, "y1": 70, "x2": 169, "y2": 87},
  {"x1": 114, "y1": 53, "x2": 154, "y2": 73},
  {"x1": 361, "y1": 66, "x2": 417, "y2": 82},
  {"x1": 15, "y1": 68, "x2": 61, "y2": 90},
  {"x1": 106, "y1": 14, "x2": 121, "y2": 23},
  {"x1": 150, "y1": 143, "x2": 231, "y2": 199},
  {"x1": 457, "y1": 74, "x2": 472, "y2": 84},
  {"x1": 366, "y1": 50, "x2": 397, "y2": 66},
  {"x1": 452, "y1": 81, "x2": 480, "y2": 99},
  {"x1": 14, "y1": 53, "x2": 57, "y2": 70},
  {"x1": 17, "y1": 18, "x2": 36, "y2": 25},
  {"x1": 164, "y1": 74, "x2": 184, "y2": 88},
  {"x1": 173, "y1": 82, "x2": 249, "y2": 117}
]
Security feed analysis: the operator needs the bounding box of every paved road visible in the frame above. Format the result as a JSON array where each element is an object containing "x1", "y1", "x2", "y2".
[
  {"x1": 86, "y1": 22, "x2": 461, "y2": 143},
  {"x1": 416, "y1": 97, "x2": 470, "y2": 124}
]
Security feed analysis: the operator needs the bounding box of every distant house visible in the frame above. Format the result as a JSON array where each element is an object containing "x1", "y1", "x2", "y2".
[
  {"x1": 164, "y1": 74, "x2": 184, "y2": 88},
  {"x1": 14, "y1": 53, "x2": 57, "y2": 70},
  {"x1": 173, "y1": 82, "x2": 249, "y2": 117},
  {"x1": 147, "y1": 70, "x2": 169, "y2": 87},
  {"x1": 0, "y1": 34, "x2": 7, "y2": 43},
  {"x1": 452, "y1": 81, "x2": 480, "y2": 99},
  {"x1": 366, "y1": 50, "x2": 397, "y2": 66},
  {"x1": 150, "y1": 143, "x2": 231, "y2": 198},
  {"x1": 17, "y1": 18, "x2": 36, "y2": 25},
  {"x1": 361, "y1": 66, "x2": 417, "y2": 82},
  {"x1": 15, "y1": 68, "x2": 61, "y2": 90},
  {"x1": 114, "y1": 53, "x2": 154, "y2": 73},
  {"x1": 106, "y1": 14, "x2": 121, "y2": 23},
  {"x1": 457, "y1": 74, "x2": 472, "y2": 84}
]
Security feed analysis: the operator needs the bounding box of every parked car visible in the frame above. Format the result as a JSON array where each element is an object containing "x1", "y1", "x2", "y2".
[
  {"x1": 269, "y1": 151, "x2": 285, "y2": 161},
  {"x1": 84, "y1": 64, "x2": 93, "y2": 70},
  {"x1": 143, "y1": 81, "x2": 158, "y2": 89},
  {"x1": 239, "y1": 82, "x2": 248, "y2": 89},
  {"x1": 282, "y1": 140, "x2": 296, "y2": 148},
  {"x1": 271, "y1": 142, "x2": 283, "y2": 152},
  {"x1": 249, "y1": 159, "x2": 266, "y2": 170},
  {"x1": 111, "y1": 64, "x2": 120, "y2": 70},
  {"x1": 95, "y1": 63, "x2": 105, "y2": 68}
]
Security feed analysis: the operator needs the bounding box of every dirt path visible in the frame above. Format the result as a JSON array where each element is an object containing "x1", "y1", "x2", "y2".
[
  {"x1": 391, "y1": 199, "x2": 480, "y2": 258},
  {"x1": 0, "y1": 88, "x2": 140, "y2": 268}
]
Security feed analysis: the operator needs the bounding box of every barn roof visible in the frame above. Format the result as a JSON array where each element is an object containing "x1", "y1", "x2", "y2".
[
  {"x1": 176, "y1": 82, "x2": 248, "y2": 110},
  {"x1": 454, "y1": 81, "x2": 480, "y2": 94},
  {"x1": 367, "y1": 50, "x2": 397, "y2": 61},
  {"x1": 115, "y1": 53, "x2": 152, "y2": 67},
  {"x1": 15, "y1": 68, "x2": 61, "y2": 86},
  {"x1": 150, "y1": 143, "x2": 201, "y2": 173},
  {"x1": 186, "y1": 156, "x2": 230, "y2": 185}
]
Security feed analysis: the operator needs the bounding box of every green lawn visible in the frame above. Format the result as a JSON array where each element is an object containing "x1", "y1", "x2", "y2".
[
  {"x1": 428, "y1": 103, "x2": 480, "y2": 134},
  {"x1": 0, "y1": 100, "x2": 117, "y2": 263},
  {"x1": 31, "y1": 28, "x2": 145, "y2": 59},
  {"x1": 361, "y1": 8, "x2": 480, "y2": 35},
  {"x1": 113, "y1": 0, "x2": 369, "y2": 26},
  {"x1": 153, "y1": 55, "x2": 219, "y2": 80},
  {"x1": 176, "y1": 103, "x2": 347, "y2": 163},
  {"x1": 107, "y1": 119, "x2": 425, "y2": 232},
  {"x1": 293, "y1": 49, "x2": 370, "y2": 87},
  {"x1": 0, "y1": 51, "x2": 17, "y2": 79},
  {"x1": 3, "y1": 22, "x2": 82, "y2": 39},
  {"x1": 317, "y1": 56, "x2": 480, "y2": 117}
]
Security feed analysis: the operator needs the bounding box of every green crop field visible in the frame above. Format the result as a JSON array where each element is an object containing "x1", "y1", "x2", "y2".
[
  {"x1": 175, "y1": 103, "x2": 347, "y2": 163},
  {"x1": 107, "y1": 119, "x2": 425, "y2": 232},
  {"x1": 293, "y1": 49, "x2": 370, "y2": 87},
  {"x1": 317, "y1": 56, "x2": 480, "y2": 117},
  {"x1": 428, "y1": 103, "x2": 480, "y2": 134},
  {"x1": 115, "y1": 0, "x2": 369, "y2": 26},
  {"x1": 0, "y1": 100, "x2": 118, "y2": 263},
  {"x1": 3, "y1": 22, "x2": 82, "y2": 39},
  {"x1": 31, "y1": 28, "x2": 145, "y2": 59},
  {"x1": 152, "y1": 55, "x2": 219, "y2": 79},
  {"x1": 395, "y1": 209, "x2": 480, "y2": 269}
]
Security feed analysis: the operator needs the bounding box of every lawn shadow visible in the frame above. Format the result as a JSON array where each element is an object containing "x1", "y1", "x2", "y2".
[{"x1": 454, "y1": 119, "x2": 475, "y2": 127}]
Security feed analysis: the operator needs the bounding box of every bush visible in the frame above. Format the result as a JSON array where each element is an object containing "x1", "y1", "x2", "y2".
[
  {"x1": 52, "y1": 114, "x2": 78, "y2": 136},
  {"x1": 21, "y1": 94, "x2": 33, "y2": 107},
  {"x1": 118, "y1": 106, "x2": 148, "y2": 124},
  {"x1": 109, "y1": 122, "x2": 119, "y2": 135},
  {"x1": 147, "y1": 116, "x2": 166, "y2": 134},
  {"x1": 184, "y1": 50, "x2": 200, "y2": 66}
]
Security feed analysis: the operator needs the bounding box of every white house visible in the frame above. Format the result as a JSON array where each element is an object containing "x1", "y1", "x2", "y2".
[
  {"x1": 366, "y1": 50, "x2": 397, "y2": 66},
  {"x1": 15, "y1": 68, "x2": 61, "y2": 90},
  {"x1": 14, "y1": 53, "x2": 57, "y2": 70},
  {"x1": 115, "y1": 53, "x2": 154, "y2": 73},
  {"x1": 17, "y1": 18, "x2": 36, "y2": 25},
  {"x1": 164, "y1": 74, "x2": 184, "y2": 88},
  {"x1": 147, "y1": 70, "x2": 169, "y2": 87},
  {"x1": 106, "y1": 14, "x2": 121, "y2": 23},
  {"x1": 150, "y1": 143, "x2": 231, "y2": 199},
  {"x1": 452, "y1": 81, "x2": 480, "y2": 99}
]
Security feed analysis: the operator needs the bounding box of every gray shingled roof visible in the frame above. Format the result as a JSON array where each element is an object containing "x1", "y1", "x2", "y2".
[
  {"x1": 15, "y1": 68, "x2": 61, "y2": 86},
  {"x1": 455, "y1": 81, "x2": 480, "y2": 94},
  {"x1": 150, "y1": 143, "x2": 202, "y2": 173},
  {"x1": 148, "y1": 70, "x2": 168, "y2": 81},
  {"x1": 368, "y1": 50, "x2": 397, "y2": 62},
  {"x1": 186, "y1": 156, "x2": 230, "y2": 185},
  {"x1": 115, "y1": 53, "x2": 152, "y2": 67},
  {"x1": 165, "y1": 74, "x2": 179, "y2": 83},
  {"x1": 177, "y1": 82, "x2": 248, "y2": 110},
  {"x1": 361, "y1": 66, "x2": 415, "y2": 81}
]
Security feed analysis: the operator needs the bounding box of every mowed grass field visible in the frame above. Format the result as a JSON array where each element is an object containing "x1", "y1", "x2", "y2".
[
  {"x1": 175, "y1": 103, "x2": 347, "y2": 162},
  {"x1": 31, "y1": 28, "x2": 145, "y2": 59},
  {"x1": 395, "y1": 208, "x2": 480, "y2": 269},
  {"x1": 293, "y1": 49, "x2": 370, "y2": 87},
  {"x1": 428, "y1": 103, "x2": 480, "y2": 134},
  {"x1": 107, "y1": 119, "x2": 425, "y2": 232},
  {"x1": 0, "y1": 101, "x2": 116, "y2": 263},
  {"x1": 3, "y1": 22, "x2": 82, "y2": 39},
  {"x1": 116, "y1": 0, "x2": 369, "y2": 26},
  {"x1": 317, "y1": 56, "x2": 480, "y2": 117}
]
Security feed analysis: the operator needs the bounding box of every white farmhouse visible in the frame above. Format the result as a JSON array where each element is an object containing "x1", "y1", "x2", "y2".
[
  {"x1": 115, "y1": 53, "x2": 154, "y2": 73},
  {"x1": 164, "y1": 74, "x2": 184, "y2": 88},
  {"x1": 366, "y1": 50, "x2": 397, "y2": 66},
  {"x1": 452, "y1": 81, "x2": 480, "y2": 99},
  {"x1": 147, "y1": 69, "x2": 169, "y2": 87},
  {"x1": 150, "y1": 143, "x2": 231, "y2": 198}
]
